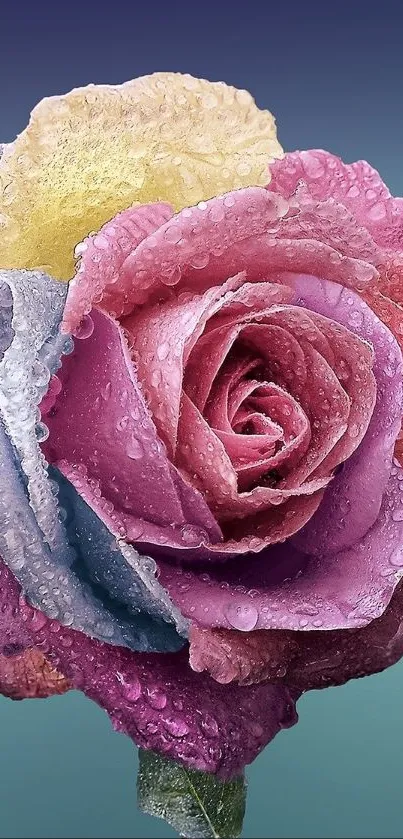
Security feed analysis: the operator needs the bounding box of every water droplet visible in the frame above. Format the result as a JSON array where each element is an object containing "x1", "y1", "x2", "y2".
[
  {"x1": 151, "y1": 369, "x2": 162, "y2": 387},
  {"x1": 72, "y1": 314, "x2": 94, "y2": 340},
  {"x1": 163, "y1": 716, "x2": 190, "y2": 737},
  {"x1": 390, "y1": 547, "x2": 403, "y2": 566},
  {"x1": 147, "y1": 687, "x2": 167, "y2": 710},
  {"x1": 392, "y1": 508, "x2": 403, "y2": 522},
  {"x1": 116, "y1": 415, "x2": 129, "y2": 432},
  {"x1": 35, "y1": 421, "x2": 49, "y2": 442},
  {"x1": 368, "y1": 202, "x2": 386, "y2": 221},
  {"x1": 126, "y1": 437, "x2": 144, "y2": 460},
  {"x1": 223, "y1": 195, "x2": 236, "y2": 208},
  {"x1": 201, "y1": 714, "x2": 219, "y2": 737},
  {"x1": 180, "y1": 524, "x2": 207, "y2": 546},
  {"x1": 225, "y1": 602, "x2": 258, "y2": 631},
  {"x1": 117, "y1": 672, "x2": 142, "y2": 702},
  {"x1": 189, "y1": 253, "x2": 210, "y2": 270},
  {"x1": 101, "y1": 381, "x2": 112, "y2": 401},
  {"x1": 62, "y1": 336, "x2": 75, "y2": 355},
  {"x1": 157, "y1": 342, "x2": 170, "y2": 361}
]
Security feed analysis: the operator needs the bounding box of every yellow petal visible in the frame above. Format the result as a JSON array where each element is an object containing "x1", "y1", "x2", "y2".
[{"x1": 0, "y1": 73, "x2": 283, "y2": 280}]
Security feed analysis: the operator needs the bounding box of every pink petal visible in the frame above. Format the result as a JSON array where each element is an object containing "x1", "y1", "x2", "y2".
[
  {"x1": 269, "y1": 150, "x2": 403, "y2": 252},
  {"x1": 189, "y1": 580, "x2": 403, "y2": 689},
  {"x1": 158, "y1": 465, "x2": 403, "y2": 631},
  {"x1": 118, "y1": 188, "x2": 376, "y2": 310},
  {"x1": 122, "y1": 274, "x2": 244, "y2": 454},
  {"x1": 45, "y1": 308, "x2": 220, "y2": 542},
  {"x1": 120, "y1": 189, "x2": 289, "y2": 303},
  {"x1": 268, "y1": 150, "x2": 403, "y2": 304},
  {"x1": 61, "y1": 203, "x2": 173, "y2": 334}
]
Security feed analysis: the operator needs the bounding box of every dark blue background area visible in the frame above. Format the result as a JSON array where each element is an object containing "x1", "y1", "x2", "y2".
[
  {"x1": 1, "y1": 1, "x2": 403, "y2": 836},
  {"x1": 1, "y1": 1, "x2": 403, "y2": 193}
]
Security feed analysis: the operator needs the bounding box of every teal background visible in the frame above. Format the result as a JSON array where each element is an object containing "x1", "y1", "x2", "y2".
[
  {"x1": 1, "y1": 668, "x2": 403, "y2": 838},
  {"x1": 1, "y1": 0, "x2": 403, "y2": 837}
]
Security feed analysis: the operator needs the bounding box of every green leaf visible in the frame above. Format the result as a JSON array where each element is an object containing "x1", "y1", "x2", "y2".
[{"x1": 137, "y1": 749, "x2": 247, "y2": 838}]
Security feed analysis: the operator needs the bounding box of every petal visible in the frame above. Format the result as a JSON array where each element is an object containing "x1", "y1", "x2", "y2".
[
  {"x1": 0, "y1": 270, "x2": 69, "y2": 556},
  {"x1": 61, "y1": 203, "x2": 173, "y2": 335},
  {"x1": 269, "y1": 149, "x2": 403, "y2": 252},
  {"x1": 158, "y1": 464, "x2": 403, "y2": 631},
  {"x1": 0, "y1": 647, "x2": 70, "y2": 699},
  {"x1": 0, "y1": 74, "x2": 282, "y2": 280},
  {"x1": 288, "y1": 276, "x2": 402, "y2": 555},
  {"x1": 0, "y1": 558, "x2": 298, "y2": 778},
  {"x1": 189, "y1": 625, "x2": 298, "y2": 686},
  {"x1": 189, "y1": 578, "x2": 403, "y2": 689},
  {"x1": 119, "y1": 188, "x2": 376, "y2": 309},
  {"x1": 269, "y1": 149, "x2": 403, "y2": 304},
  {"x1": 46, "y1": 308, "x2": 219, "y2": 537}
]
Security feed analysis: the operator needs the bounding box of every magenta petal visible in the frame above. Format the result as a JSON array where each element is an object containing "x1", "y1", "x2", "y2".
[
  {"x1": 0, "y1": 558, "x2": 298, "y2": 777},
  {"x1": 45, "y1": 308, "x2": 219, "y2": 541},
  {"x1": 158, "y1": 465, "x2": 403, "y2": 631}
]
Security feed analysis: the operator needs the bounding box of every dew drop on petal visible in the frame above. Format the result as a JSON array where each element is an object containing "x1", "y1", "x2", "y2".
[
  {"x1": 72, "y1": 314, "x2": 94, "y2": 340},
  {"x1": 163, "y1": 716, "x2": 190, "y2": 737},
  {"x1": 146, "y1": 687, "x2": 167, "y2": 710},
  {"x1": 126, "y1": 437, "x2": 144, "y2": 460},
  {"x1": 225, "y1": 602, "x2": 259, "y2": 631},
  {"x1": 117, "y1": 672, "x2": 142, "y2": 702}
]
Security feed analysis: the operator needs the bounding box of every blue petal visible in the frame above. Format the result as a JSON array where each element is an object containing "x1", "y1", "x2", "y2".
[{"x1": 0, "y1": 270, "x2": 185, "y2": 653}]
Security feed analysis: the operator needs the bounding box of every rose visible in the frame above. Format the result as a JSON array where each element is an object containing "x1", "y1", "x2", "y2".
[
  {"x1": 0, "y1": 73, "x2": 297, "y2": 776},
  {"x1": 54, "y1": 153, "x2": 403, "y2": 644},
  {"x1": 1, "y1": 74, "x2": 403, "y2": 774}
]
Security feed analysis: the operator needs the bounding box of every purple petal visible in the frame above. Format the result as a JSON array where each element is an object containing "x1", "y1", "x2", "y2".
[
  {"x1": 289, "y1": 275, "x2": 403, "y2": 555},
  {"x1": 0, "y1": 558, "x2": 298, "y2": 778},
  {"x1": 158, "y1": 464, "x2": 403, "y2": 631}
]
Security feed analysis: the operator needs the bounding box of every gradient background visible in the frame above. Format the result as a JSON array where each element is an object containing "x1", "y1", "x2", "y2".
[{"x1": 1, "y1": 1, "x2": 403, "y2": 836}]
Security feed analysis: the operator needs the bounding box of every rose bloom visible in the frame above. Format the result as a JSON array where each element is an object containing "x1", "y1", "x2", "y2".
[{"x1": 1, "y1": 73, "x2": 403, "y2": 772}]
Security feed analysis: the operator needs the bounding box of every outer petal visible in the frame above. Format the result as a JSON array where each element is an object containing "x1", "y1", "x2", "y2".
[
  {"x1": 0, "y1": 74, "x2": 282, "y2": 280},
  {"x1": 119, "y1": 188, "x2": 376, "y2": 310},
  {"x1": 189, "y1": 577, "x2": 403, "y2": 690},
  {"x1": 268, "y1": 149, "x2": 403, "y2": 304},
  {"x1": 0, "y1": 648, "x2": 70, "y2": 699},
  {"x1": 0, "y1": 558, "x2": 298, "y2": 778},
  {"x1": 61, "y1": 203, "x2": 173, "y2": 336},
  {"x1": 269, "y1": 149, "x2": 403, "y2": 252},
  {"x1": 158, "y1": 464, "x2": 403, "y2": 631},
  {"x1": 0, "y1": 271, "x2": 185, "y2": 652}
]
